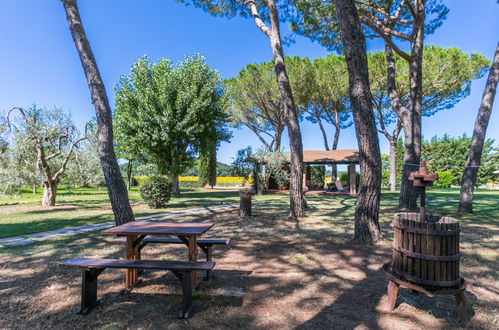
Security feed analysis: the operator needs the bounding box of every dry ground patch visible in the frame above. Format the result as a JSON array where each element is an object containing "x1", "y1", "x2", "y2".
[{"x1": 0, "y1": 202, "x2": 497, "y2": 329}]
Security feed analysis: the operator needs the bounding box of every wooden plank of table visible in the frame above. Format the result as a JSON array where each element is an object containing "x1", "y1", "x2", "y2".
[
  {"x1": 101, "y1": 221, "x2": 214, "y2": 236},
  {"x1": 125, "y1": 234, "x2": 139, "y2": 289}
]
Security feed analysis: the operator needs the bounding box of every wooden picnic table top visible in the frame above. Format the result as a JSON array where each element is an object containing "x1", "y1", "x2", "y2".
[{"x1": 101, "y1": 221, "x2": 214, "y2": 236}]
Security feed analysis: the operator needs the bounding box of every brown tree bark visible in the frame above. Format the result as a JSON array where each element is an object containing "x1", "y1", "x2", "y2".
[
  {"x1": 330, "y1": 110, "x2": 342, "y2": 180},
  {"x1": 42, "y1": 180, "x2": 57, "y2": 206},
  {"x1": 247, "y1": 0, "x2": 305, "y2": 217},
  {"x1": 126, "y1": 160, "x2": 133, "y2": 191},
  {"x1": 388, "y1": 138, "x2": 397, "y2": 191},
  {"x1": 333, "y1": 0, "x2": 383, "y2": 244},
  {"x1": 360, "y1": 2, "x2": 426, "y2": 210},
  {"x1": 61, "y1": 0, "x2": 134, "y2": 224},
  {"x1": 384, "y1": 42, "x2": 420, "y2": 208},
  {"x1": 374, "y1": 88, "x2": 402, "y2": 192},
  {"x1": 274, "y1": 124, "x2": 283, "y2": 152},
  {"x1": 459, "y1": 43, "x2": 499, "y2": 213},
  {"x1": 399, "y1": 3, "x2": 424, "y2": 209},
  {"x1": 169, "y1": 172, "x2": 181, "y2": 195}
]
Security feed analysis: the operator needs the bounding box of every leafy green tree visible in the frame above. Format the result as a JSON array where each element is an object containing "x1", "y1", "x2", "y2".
[
  {"x1": 178, "y1": 0, "x2": 306, "y2": 217},
  {"x1": 231, "y1": 146, "x2": 255, "y2": 186},
  {"x1": 198, "y1": 154, "x2": 210, "y2": 187},
  {"x1": 369, "y1": 46, "x2": 490, "y2": 191},
  {"x1": 114, "y1": 54, "x2": 230, "y2": 195},
  {"x1": 422, "y1": 134, "x2": 496, "y2": 186},
  {"x1": 198, "y1": 129, "x2": 218, "y2": 189},
  {"x1": 5, "y1": 107, "x2": 89, "y2": 205}
]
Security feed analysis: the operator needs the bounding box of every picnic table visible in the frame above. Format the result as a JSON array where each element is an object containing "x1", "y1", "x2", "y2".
[{"x1": 101, "y1": 221, "x2": 214, "y2": 290}]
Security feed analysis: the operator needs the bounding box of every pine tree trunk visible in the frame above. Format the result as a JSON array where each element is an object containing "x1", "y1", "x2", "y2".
[
  {"x1": 62, "y1": 0, "x2": 134, "y2": 225},
  {"x1": 399, "y1": 110, "x2": 420, "y2": 210},
  {"x1": 42, "y1": 180, "x2": 57, "y2": 206},
  {"x1": 389, "y1": 139, "x2": 397, "y2": 191},
  {"x1": 459, "y1": 43, "x2": 499, "y2": 213},
  {"x1": 274, "y1": 125, "x2": 283, "y2": 152},
  {"x1": 398, "y1": 4, "x2": 424, "y2": 210},
  {"x1": 333, "y1": 0, "x2": 383, "y2": 244},
  {"x1": 331, "y1": 121, "x2": 341, "y2": 181},
  {"x1": 266, "y1": 0, "x2": 305, "y2": 217}
]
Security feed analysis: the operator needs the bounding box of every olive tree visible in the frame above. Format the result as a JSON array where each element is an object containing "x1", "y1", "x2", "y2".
[{"x1": 6, "y1": 107, "x2": 89, "y2": 205}]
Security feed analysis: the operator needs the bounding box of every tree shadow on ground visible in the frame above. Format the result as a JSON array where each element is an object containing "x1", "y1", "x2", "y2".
[{"x1": 0, "y1": 203, "x2": 496, "y2": 329}]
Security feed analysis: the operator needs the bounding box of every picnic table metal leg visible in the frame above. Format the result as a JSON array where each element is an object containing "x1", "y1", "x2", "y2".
[
  {"x1": 203, "y1": 245, "x2": 213, "y2": 281},
  {"x1": 79, "y1": 268, "x2": 104, "y2": 314},
  {"x1": 187, "y1": 235, "x2": 198, "y2": 289},
  {"x1": 179, "y1": 270, "x2": 194, "y2": 319}
]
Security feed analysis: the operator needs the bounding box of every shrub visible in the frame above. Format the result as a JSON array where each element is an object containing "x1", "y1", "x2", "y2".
[
  {"x1": 310, "y1": 166, "x2": 325, "y2": 188},
  {"x1": 381, "y1": 169, "x2": 390, "y2": 188},
  {"x1": 140, "y1": 176, "x2": 172, "y2": 208},
  {"x1": 339, "y1": 172, "x2": 360, "y2": 186},
  {"x1": 134, "y1": 176, "x2": 151, "y2": 186},
  {"x1": 433, "y1": 171, "x2": 452, "y2": 188}
]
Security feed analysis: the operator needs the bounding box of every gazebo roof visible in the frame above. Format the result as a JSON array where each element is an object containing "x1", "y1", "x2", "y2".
[
  {"x1": 301, "y1": 150, "x2": 359, "y2": 164},
  {"x1": 257, "y1": 150, "x2": 360, "y2": 164}
]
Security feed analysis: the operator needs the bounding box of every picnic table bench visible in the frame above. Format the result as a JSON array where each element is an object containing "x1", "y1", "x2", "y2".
[
  {"x1": 113, "y1": 236, "x2": 230, "y2": 280},
  {"x1": 61, "y1": 257, "x2": 215, "y2": 318}
]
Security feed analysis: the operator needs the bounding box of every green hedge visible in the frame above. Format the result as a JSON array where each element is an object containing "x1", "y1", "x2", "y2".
[
  {"x1": 434, "y1": 171, "x2": 452, "y2": 188},
  {"x1": 339, "y1": 172, "x2": 360, "y2": 186}
]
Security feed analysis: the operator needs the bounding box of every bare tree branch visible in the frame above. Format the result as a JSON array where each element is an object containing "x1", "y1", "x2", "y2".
[{"x1": 244, "y1": 0, "x2": 271, "y2": 38}]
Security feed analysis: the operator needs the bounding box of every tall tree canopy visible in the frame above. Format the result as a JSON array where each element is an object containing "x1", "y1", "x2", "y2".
[
  {"x1": 290, "y1": 0, "x2": 449, "y2": 209},
  {"x1": 114, "y1": 54, "x2": 231, "y2": 195},
  {"x1": 226, "y1": 61, "x2": 286, "y2": 152},
  {"x1": 178, "y1": 0, "x2": 306, "y2": 218},
  {"x1": 291, "y1": 55, "x2": 352, "y2": 153},
  {"x1": 369, "y1": 46, "x2": 490, "y2": 190}
]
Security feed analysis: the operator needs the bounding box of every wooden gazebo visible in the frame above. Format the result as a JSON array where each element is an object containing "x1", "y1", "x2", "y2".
[{"x1": 259, "y1": 150, "x2": 360, "y2": 195}]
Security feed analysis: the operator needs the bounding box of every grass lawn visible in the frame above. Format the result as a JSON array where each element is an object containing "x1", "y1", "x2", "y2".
[
  {"x1": 1, "y1": 186, "x2": 498, "y2": 239},
  {"x1": 0, "y1": 187, "x2": 497, "y2": 329}
]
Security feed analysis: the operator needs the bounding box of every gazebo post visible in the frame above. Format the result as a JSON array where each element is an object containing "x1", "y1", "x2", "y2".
[
  {"x1": 348, "y1": 163, "x2": 357, "y2": 195},
  {"x1": 303, "y1": 164, "x2": 310, "y2": 189}
]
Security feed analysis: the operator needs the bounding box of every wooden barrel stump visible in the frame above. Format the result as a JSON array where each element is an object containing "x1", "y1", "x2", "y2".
[
  {"x1": 391, "y1": 213, "x2": 461, "y2": 292},
  {"x1": 239, "y1": 193, "x2": 252, "y2": 217}
]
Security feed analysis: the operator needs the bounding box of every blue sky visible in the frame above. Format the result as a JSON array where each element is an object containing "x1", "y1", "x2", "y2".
[{"x1": 0, "y1": 0, "x2": 498, "y2": 165}]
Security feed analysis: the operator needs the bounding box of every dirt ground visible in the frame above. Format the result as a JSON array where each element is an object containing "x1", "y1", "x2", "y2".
[{"x1": 0, "y1": 205, "x2": 497, "y2": 329}]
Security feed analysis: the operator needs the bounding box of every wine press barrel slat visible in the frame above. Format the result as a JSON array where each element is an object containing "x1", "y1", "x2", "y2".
[{"x1": 391, "y1": 213, "x2": 460, "y2": 291}]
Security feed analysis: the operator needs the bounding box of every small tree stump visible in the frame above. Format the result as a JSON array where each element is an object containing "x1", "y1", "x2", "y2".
[{"x1": 239, "y1": 193, "x2": 252, "y2": 217}]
